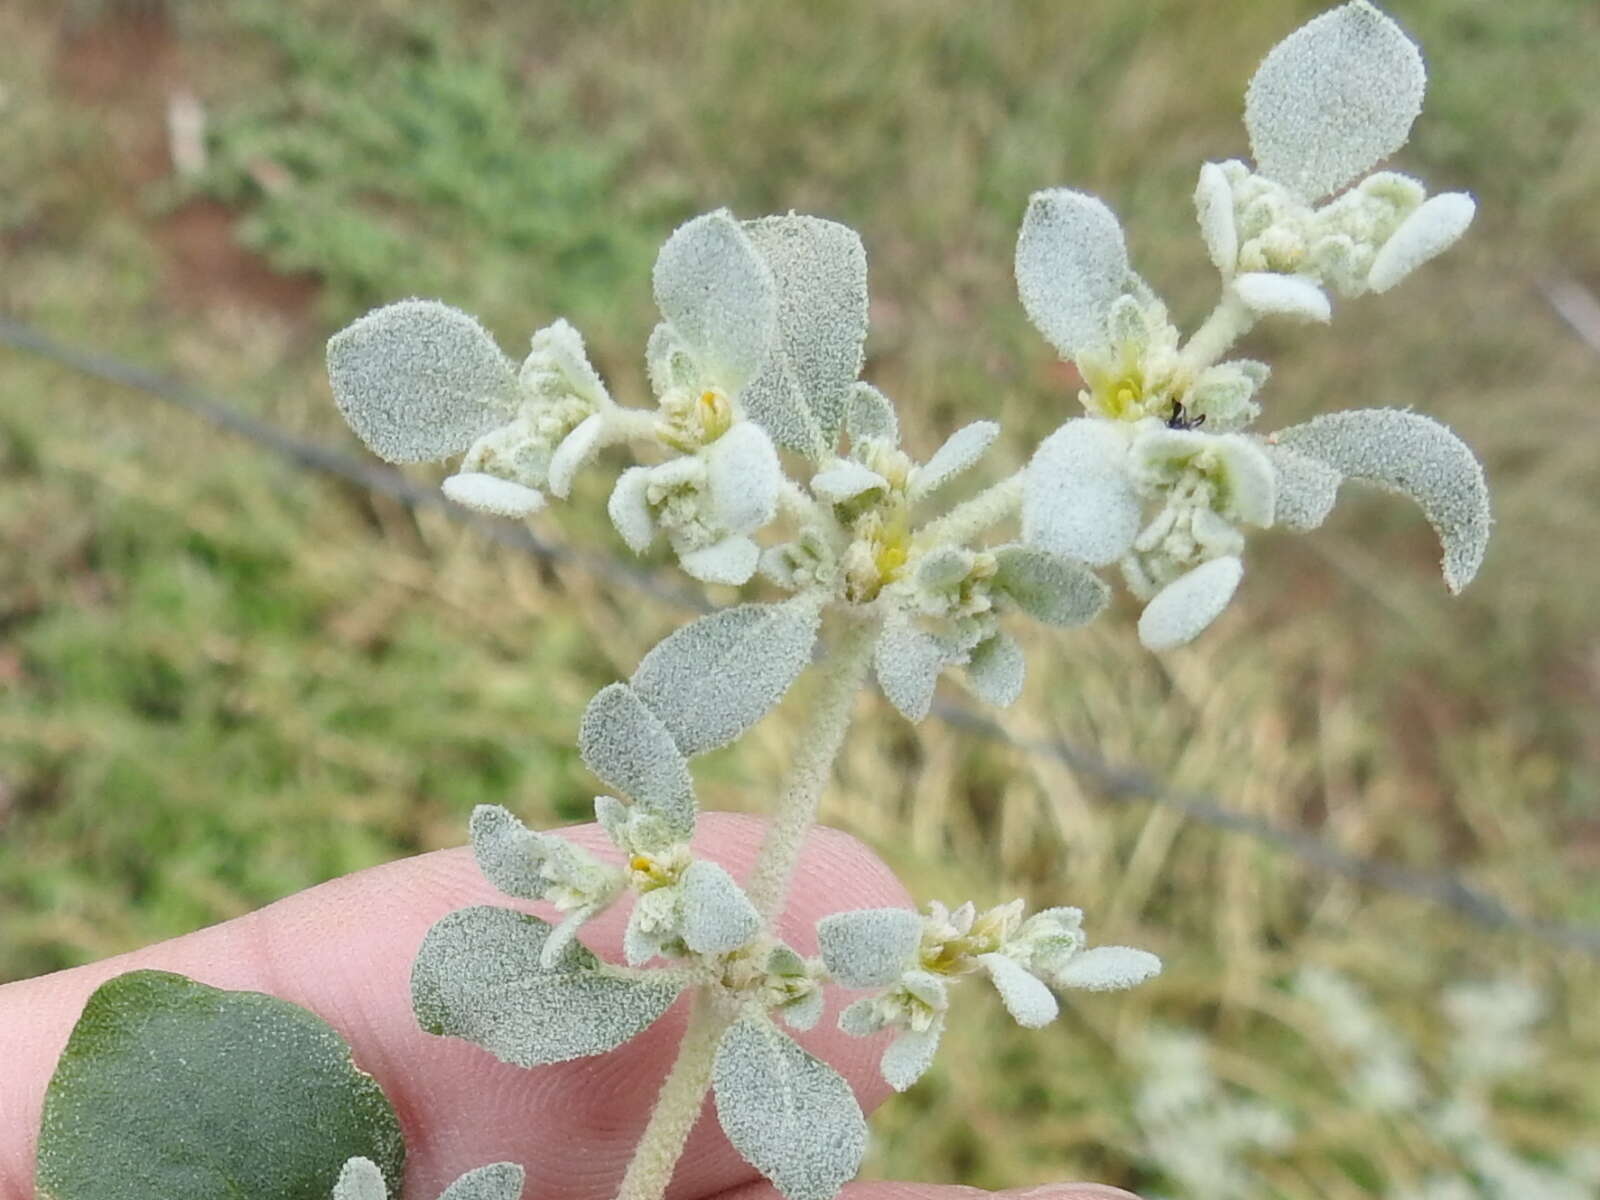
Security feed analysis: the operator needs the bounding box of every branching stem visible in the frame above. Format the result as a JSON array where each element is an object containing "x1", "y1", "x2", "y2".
[
  {"x1": 1180, "y1": 289, "x2": 1256, "y2": 372},
  {"x1": 913, "y1": 473, "x2": 1024, "y2": 551}
]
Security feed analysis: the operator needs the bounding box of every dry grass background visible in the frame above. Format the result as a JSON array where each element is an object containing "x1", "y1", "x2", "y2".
[{"x1": 2, "y1": 0, "x2": 1598, "y2": 1194}]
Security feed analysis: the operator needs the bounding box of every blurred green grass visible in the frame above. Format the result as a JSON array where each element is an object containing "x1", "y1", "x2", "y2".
[{"x1": 2, "y1": 0, "x2": 1598, "y2": 1195}]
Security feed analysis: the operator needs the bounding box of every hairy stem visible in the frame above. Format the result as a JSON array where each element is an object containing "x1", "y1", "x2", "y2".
[
  {"x1": 1180, "y1": 289, "x2": 1255, "y2": 372},
  {"x1": 913, "y1": 473, "x2": 1024, "y2": 551},
  {"x1": 745, "y1": 614, "x2": 879, "y2": 923},
  {"x1": 614, "y1": 986, "x2": 732, "y2": 1200}
]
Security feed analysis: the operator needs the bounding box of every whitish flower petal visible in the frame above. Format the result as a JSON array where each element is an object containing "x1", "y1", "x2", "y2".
[
  {"x1": 707, "y1": 421, "x2": 782, "y2": 534},
  {"x1": 881, "y1": 1025, "x2": 942, "y2": 1092},
  {"x1": 908, "y1": 421, "x2": 1000, "y2": 502},
  {"x1": 992, "y1": 544, "x2": 1110, "y2": 627},
  {"x1": 328, "y1": 299, "x2": 516, "y2": 463},
  {"x1": 623, "y1": 901, "x2": 663, "y2": 967},
  {"x1": 1053, "y1": 945, "x2": 1163, "y2": 992},
  {"x1": 678, "y1": 860, "x2": 760, "y2": 955},
  {"x1": 899, "y1": 970, "x2": 948, "y2": 1009},
  {"x1": 468, "y1": 804, "x2": 549, "y2": 900},
  {"x1": 739, "y1": 215, "x2": 869, "y2": 457},
  {"x1": 1015, "y1": 189, "x2": 1131, "y2": 361},
  {"x1": 1367, "y1": 192, "x2": 1476, "y2": 293},
  {"x1": 978, "y1": 953, "x2": 1060, "y2": 1028},
  {"x1": 817, "y1": 907, "x2": 922, "y2": 988},
  {"x1": 333, "y1": 1157, "x2": 388, "y2": 1200},
  {"x1": 528, "y1": 319, "x2": 609, "y2": 407},
  {"x1": 811, "y1": 459, "x2": 889, "y2": 504},
  {"x1": 608, "y1": 467, "x2": 657, "y2": 554},
  {"x1": 1275, "y1": 409, "x2": 1489, "y2": 591},
  {"x1": 1245, "y1": 0, "x2": 1426, "y2": 201},
  {"x1": 653, "y1": 211, "x2": 777, "y2": 392},
  {"x1": 1195, "y1": 162, "x2": 1239, "y2": 276},
  {"x1": 646, "y1": 322, "x2": 700, "y2": 398},
  {"x1": 438, "y1": 1163, "x2": 526, "y2": 1200},
  {"x1": 846, "y1": 381, "x2": 899, "y2": 446},
  {"x1": 779, "y1": 989, "x2": 825, "y2": 1033},
  {"x1": 1262, "y1": 442, "x2": 1342, "y2": 531},
  {"x1": 1022, "y1": 419, "x2": 1141, "y2": 566},
  {"x1": 679, "y1": 536, "x2": 761, "y2": 586},
  {"x1": 1137, "y1": 556, "x2": 1245, "y2": 651},
  {"x1": 1233, "y1": 272, "x2": 1332, "y2": 323},
  {"x1": 594, "y1": 794, "x2": 628, "y2": 843},
  {"x1": 838, "y1": 997, "x2": 887, "y2": 1037},
  {"x1": 441, "y1": 473, "x2": 546, "y2": 518},
  {"x1": 1214, "y1": 434, "x2": 1278, "y2": 527},
  {"x1": 546, "y1": 412, "x2": 607, "y2": 499},
  {"x1": 873, "y1": 611, "x2": 947, "y2": 723},
  {"x1": 579, "y1": 683, "x2": 696, "y2": 838},
  {"x1": 965, "y1": 631, "x2": 1025, "y2": 708}
]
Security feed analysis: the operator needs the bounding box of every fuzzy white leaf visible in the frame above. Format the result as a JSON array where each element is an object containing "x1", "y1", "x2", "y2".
[
  {"x1": 965, "y1": 631, "x2": 1026, "y2": 708},
  {"x1": 328, "y1": 300, "x2": 516, "y2": 463},
  {"x1": 837, "y1": 997, "x2": 887, "y2": 1037},
  {"x1": 679, "y1": 536, "x2": 761, "y2": 586},
  {"x1": 441, "y1": 473, "x2": 546, "y2": 518},
  {"x1": 713, "y1": 1015, "x2": 868, "y2": 1200},
  {"x1": 631, "y1": 597, "x2": 823, "y2": 756},
  {"x1": 1022, "y1": 419, "x2": 1140, "y2": 567},
  {"x1": 654, "y1": 211, "x2": 777, "y2": 392},
  {"x1": 579, "y1": 683, "x2": 696, "y2": 838},
  {"x1": 779, "y1": 989, "x2": 825, "y2": 1033},
  {"x1": 679, "y1": 860, "x2": 761, "y2": 955},
  {"x1": 908, "y1": 421, "x2": 999, "y2": 502},
  {"x1": 1262, "y1": 442, "x2": 1342, "y2": 531},
  {"x1": 333, "y1": 1157, "x2": 388, "y2": 1200},
  {"x1": 707, "y1": 421, "x2": 782, "y2": 534},
  {"x1": 846, "y1": 381, "x2": 899, "y2": 446},
  {"x1": 1195, "y1": 162, "x2": 1239, "y2": 277},
  {"x1": 438, "y1": 1163, "x2": 526, "y2": 1200},
  {"x1": 978, "y1": 953, "x2": 1060, "y2": 1028},
  {"x1": 992, "y1": 544, "x2": 1110, "y2": 627},
  {"x1": 468, "y1": 805, "x2": 550, "y2": 900},
  {"x1": 873, "y1": 611, "x2": 947, "y2": 723},
  {"x1": 1015, "y1": 189, "x2": 1131, "y2": 361},
  {"x1": 539, "y1": 907, "x2": 597, "y2": 971},
  {"x1": 739, "y1": 215, "x2": 869, "y2": 457},
  {"x1": 817, "y1": 907, "x2": 922, "y2": 988},
  {"x1": 1275, "y1": 409, "x2": 1489, "y2": 591},
  {"x1": 527, "y1": 318, "x2": 609, "y2": 407},
  {"x1": 1367, "y1": 192, "x2": 1476, "y2": 293},
  {"x1": 881, "y1": 1026, "x2": 942, "y2": 1092},
  {"x1": 412, "y1": 906, "x2": 682, "y2": 1066},
  {"x1": 609, "y1": 467, "x2": 657, "y2": 554},
  {"x1": 1137, "y1": 556, "x2": 1245, "y2": 651},
  {"x1": 811, "y1": 460, "x2": 889, "y2": 504},
  {"x1": 1245, "y1": 0, "x2": 1426, "y2": 201},
  {"x1": 915, "y1": 548, "x2": 974, "y2": 591},
  {"x1": 1233, "y1": 272, "x2": 1332, "y2": 323},
  {"x1": 1134, "y1": 429, "x2": 1277, "y2": 527},
  {"x1": 623, "y1": 900, "x2": 664, "y2": 967},
  {"x1": 1053, "y1": 945, "x2": 1163, "y2": 992},
  {"x1": 545, "y1": 412, "x2": 607, "y2": 499}
]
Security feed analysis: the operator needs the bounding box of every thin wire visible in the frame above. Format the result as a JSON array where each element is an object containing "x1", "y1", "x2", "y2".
[{"x1": 5, "y1": 315, "x2": 1597, "y2": 958}]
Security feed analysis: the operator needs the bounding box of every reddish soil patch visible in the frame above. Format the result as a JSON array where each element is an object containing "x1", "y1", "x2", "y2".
[{"x1": 155, "y1": 199, "x2": 322, "y2": 320}]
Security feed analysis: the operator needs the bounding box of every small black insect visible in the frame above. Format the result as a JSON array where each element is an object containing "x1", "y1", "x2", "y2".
[{"x1": 1166, "y1": 402, "x2": 1207, "y2": 431}]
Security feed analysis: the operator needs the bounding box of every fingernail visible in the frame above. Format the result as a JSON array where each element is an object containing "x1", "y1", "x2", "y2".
[{"x1": 1001, "y1": 1185, "x2": 1142, "y2": 1200}]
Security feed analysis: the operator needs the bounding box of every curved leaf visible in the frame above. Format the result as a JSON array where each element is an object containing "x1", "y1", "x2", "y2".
[{"x1": 1015, "y1": 189, "x2": 1130, "y2": 361}]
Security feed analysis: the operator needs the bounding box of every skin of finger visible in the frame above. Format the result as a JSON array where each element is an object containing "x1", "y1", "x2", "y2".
[
  {"x1": 0, "y1": 813, "x2": 912, "y2": 1200},
  {"x1": 715, "y1": 1183, "x2": 1142, "y2": 1200}
]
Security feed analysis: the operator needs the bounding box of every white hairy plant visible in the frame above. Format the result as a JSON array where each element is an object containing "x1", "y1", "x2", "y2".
[{"x1": 309, "y1": 4, "x2": 1488, "y2": 1199}]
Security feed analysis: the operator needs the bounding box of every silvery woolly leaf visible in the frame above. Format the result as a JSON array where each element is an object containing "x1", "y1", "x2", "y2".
[
  {"x1": 1015, "y1": 189, "x2": 1131, "y2": 361},
  {"x1": 631, "y1": 596, "x2": 824, "y2": 756},
  {"x1": 707, "y1": 421, "x2": 782, "y2": 534},
  {"x1": 908, "y1": 421, "x2": 1000, "y2": 502},
  {"x1": 579, "y1": 683, "x2": 696, "y2": 838},
  {"x1": 679, "y1": 860, "x2": 761, "y2": 955},
  {"x1": 679, "y1": 536, "x2": 761, "y2": 586},
  {"x1": 740, "y1": 215, "x2": 869, "y2": 458},
  {"x1": 1244, "y1": 0, "x2": 1426, "y2": 201},
  {"x1": 334, "y1": 1157, "x2": 388, "y2": 1200},
  {"x1": 873, "y1": 610, "x2": 947, "y2": 723},
  {"x1": 779, "y1": 989, "x2": 825, "y2": 1033},
  {"x1": 1195, "y1": 162, "x2": 1239, "y2": 277},
  {"x1": 646, "y1": 322, "x2": 700, "y2": 398},
  {"x1": 1367, "y1": 192, "x2": 1476, "y2": 293},
  {"x1": 881, "y1": 1026, "x2": 942, "y2": 1092},
  {"x1": 328, "y1": 300, "x2": 516, "y2": 464},
  {"x1": 469, "y1": 805, "x2": 550, "y2": 900},
  {"x1": 817, "y1": 907, "x2": 922, "y2": 988},
  {"x1": 1022, "y1": 419, "x2": 1141, "y2": 567},
  {"x1": 1053, "y1": 945, "x2": 1163, "y2": 992},
  {"x1": 1233, "y1": 272, "x2": 1332, "y2": 324},
  {"x1": 837, "y1": 997, "x2": 887, "y2": 1037},
  {"x1": 811, "y1": 459, "x2": 889, "y2": 504},
  {"x1": 1137, "y1": 556, "x2": 1245, "y2": 651},
  {"x1": 412, "y1": 906, "x2": 682, "y2": 1067},
  {"x1": 547, "y1": 412, "x2": 607, "y2": 499},
  {"x1": 712, "y1": 1014, "x2": 868, "y2": 1200},
  {"x1": 441, "y1": 473, "x2": 546, "y2": 519},
  {"x1": 1274, "y1": 409, "x2": 1489, "y2": 592},
  {"x1": 846, "y1": 381, "x2": 899, "y2": 446},
  {"x1": 439, "y1": 1163, "x2": 527, "y2": 1200},
  {"x1": 978, "y1": 953, "x2": 1060, "y2": 1029},
  {"x1": 992, "y1": 544, "x2": 1110, "y2": 627},
  {"x1": 1262, "y1": 442, "x2": 1342, "y2": 532},
  {"x1": 527, "y1": 318, "x2": 609, "y2": 408},
  {"x1": 915, "y1": 547, "x2": 975, "y2": 591},
  {"x1": 965, "y1": 631, "x2": 1025, "y2": 708},
  {"x1": 654, "y1": 211, "x2": 777, "y2": 393},
  {"x1": 609, "y1": 467, "x2": 657, "y2": 554}
]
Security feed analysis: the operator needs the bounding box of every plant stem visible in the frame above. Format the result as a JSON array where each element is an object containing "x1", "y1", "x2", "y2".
[
  {"x1": 614, "y1": 986, "x2": 732, "y2": 1200},
  {"x1": 1179, "y1": 289, "x2": 1256, "y2": 372},
  {"x1": 745, "y1": 613, "x2": 878, "y2": 923},
  {"x1": 912, "y1": 473, "x2": 1023, "y2": 551}
]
